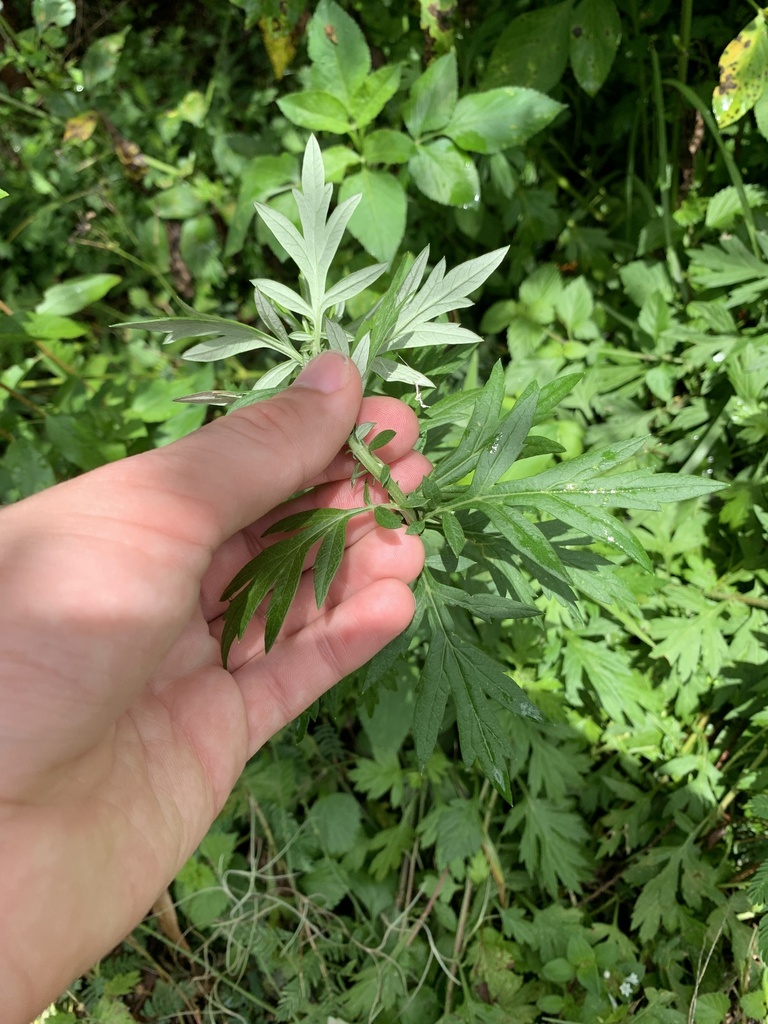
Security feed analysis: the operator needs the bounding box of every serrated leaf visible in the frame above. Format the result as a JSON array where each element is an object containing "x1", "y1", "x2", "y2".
[
  {"x1": 444, "y1": 87, "x2": 565, "y2": 154},
  {"x1": 409, "y1": 138, "x2": 480, "y2": 207},
  {"x1": 432, "y1": 579, "x2": 540, "y2": 620},
  {"x1": 307, "y1": 0, "x2": 371, "y2": 105},
  {"x1": 403, "y1": 51, "x2": 458, "y2": 138},
  {"x1": 432, "y1": 362, "x2": 506, "y2": 486},
  {"x1": 338, "y1": 169, "x2": 406, "y2": 262},
  {"x1": 505, "y1": 797, "x2": 590, "y2": 895},
  {"x1": 349, "y1": 63, "x2": 402, "y2": 128},
  {"x1": 277, "y1": 91, "x2": 352, "y2": 133}
]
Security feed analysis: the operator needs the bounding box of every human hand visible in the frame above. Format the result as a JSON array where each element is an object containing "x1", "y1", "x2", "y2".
[{"x1": 0, "y1": 352, "x2": 428, "y2": 1022}]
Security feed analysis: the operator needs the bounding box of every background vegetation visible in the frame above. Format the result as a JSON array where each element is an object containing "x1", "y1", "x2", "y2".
[{"x1": 2, "y1": 0, "x2": 768, "y2": 1021}]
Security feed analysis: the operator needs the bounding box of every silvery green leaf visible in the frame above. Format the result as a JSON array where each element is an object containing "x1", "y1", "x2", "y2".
[
  {"x1": 371, "y1": 356, "x2": 435, "y2": 388},
  {"x1": 173, "y1": 390, "x2": 241, "y2": 406},
  {"x1": 254, "y1": 287, "x2": 290, "y2": 344},
  {"x1": 396, "y1": 246, "x2": 509, "y2": 331},
  {"x1": 322, "y1": 261, "x2": 388, "y2": 310},
  {"x1": 318, "y1": 194, "x2": 362, "y2": 282},
  {"x1": 252, "y1": 359, "x2": 297, "y2": 390},
  {"x1": 385, "y1": 320, "x2": 481, "y2": 350},
  {"x1": 117, "y1": 315, "x2": 272, "y2": 348},
  {"x1": 353, "y1": 421, "x2": 376, "y2": 442},
  {"x1": 324, "y1": 318, "x2": 350, "y2": 355},
  {"x1": 252, "y1": 278, "x2": 313, "y2": 319},
  {"x1": 352, "y1": 330, "x2": 371, "y2": 377},
  {"x1": 397, "y1": 246, "x2": 431, "y2": 301},
  {"x1": 229, "y1": 387, "x2": 289, "y2": 410},
  {"x1": 254, "y1": 202, "x2": 310, "y2": 280}
]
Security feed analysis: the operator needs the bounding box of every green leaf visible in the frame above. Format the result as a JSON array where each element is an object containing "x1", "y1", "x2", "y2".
[
  {"x1": 431, "y1": 580, "x2": 540, "y2": 621},
  {"x1": 569, "y1": 0, "x2": 622, "y2": 97},
  {"x1": 419, "y1": 799, "x2": 484, "y2": 868},
  {"x1": 504, "y1": 796, "x2": 590, "y2": 894},
  {"x1": 367, "y1": 428, "x2": 397, "y2": 453},
  {"x1": 323, "y1": 263, "x2": 389, "y2": 310},
  {"x1": 37, "y1": 274, "x2": 121, "y2": 316},
  {"x1": 321, "y1": 144, "x2": 361, "y2": 183},
  {"x1": 314, "y1": 519, "x2": 348, "y2": 606},
  {"x1": 554, "y1": 277, "x2": 597, "y2": 338},
  {"x1": 350, "y1": 63, "x2": 402, "y2": 128},
  {"x1": 470, "y1": 390, "x2": 539, "y2": 494},
  {"x1": 307, "y1": 793, "x2": 362, "y2": 855},
  {"x1": 442, "y1": 510, "x2": 466, "y2": 555},
  {"x1": 33, "y1": 0, "x2": 75, "y2": 29},
  {"x1": 225, "y1": 153, "x2": 296, "y2": 257},
  {"x1": 81, "y1": 29, "x2": 128, "y2": 89},
  {"x1": 338, "y1": 169, "x2": 406, "y2": 262},
  {"x1": 307, "y1": 0, "x2": 371, "y2": 106},
  {"x1": 444, "y1": 87, "x2": 566, "y2": 154},
  {"x1": 220, "y1": 507, "x2": 364, "y2": 664},
  {"x1": 481, "y1": 503, "x2": 572, "y2": 585},
  {"x1": 712, "y1": 13, "x2": 768, "y2": 129},
  {"x1": 409, "y1": 138, "x2": 480, "y2": 207},
  {"x1": 276, "y1": 91, "x2": 352, "y2": 133},
  {"x1": 403, "y1": 51, "x2": 458, "y2": 138},
  {"x1": 562, "y1": 634, "x2": 655, "y2": 723},
  {"x1": 363, "y1": 130, "x2": 415, "y2": 165},
  {"x1": 432, "y1": 362, "x2": 506, "y2": 486},
  {"x1": 373, "y1": 505, "x2": 403, "y2": 530},
  {"x1": 484, "y1": 1, "x2": 574, "y2": 92}
]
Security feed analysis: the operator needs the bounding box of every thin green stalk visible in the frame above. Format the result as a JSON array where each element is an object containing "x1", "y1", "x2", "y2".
[
  {"x1": 665, "y1": 78, "x2": 761, "y2": 258},
  {"x1": 649, "y1": 45, "x2": 685, "y2": 292},
  {"x1": 670, "y1": 0, "x2": 694, "y2": 209},
  {"x1": 346, "y1": 429, "x2": 416, "y2": 524}
]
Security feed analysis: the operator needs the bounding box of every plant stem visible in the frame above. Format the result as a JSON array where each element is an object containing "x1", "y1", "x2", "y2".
[{"x1": 346, "y1": 429, "x2": 417, "y2": 525}]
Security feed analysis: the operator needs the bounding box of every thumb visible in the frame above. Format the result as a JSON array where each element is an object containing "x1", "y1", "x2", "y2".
[{"x1": 145, "y1": 352, "x2": 363, "y2": 547}]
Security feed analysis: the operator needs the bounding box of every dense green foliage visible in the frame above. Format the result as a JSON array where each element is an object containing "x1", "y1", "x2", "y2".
[{"x1": 2, "y1": 0, "x2": 768, "y2": 1021}]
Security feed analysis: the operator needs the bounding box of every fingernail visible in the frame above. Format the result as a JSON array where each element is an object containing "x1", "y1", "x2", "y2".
[{"x1": 293, "y1": 352, "x2": 351, "y2": 394}]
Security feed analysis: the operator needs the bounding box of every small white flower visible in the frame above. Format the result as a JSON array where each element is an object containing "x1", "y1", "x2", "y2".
[
  {"x1": 626, "y1": 972, "x2": 639, "y2": 986},
  {"x1": 603, "y1": 970, "x2": 611, "y2": 979},
  {"x1": 620, "y1": 981, "x2": 633, "y2": 998}
]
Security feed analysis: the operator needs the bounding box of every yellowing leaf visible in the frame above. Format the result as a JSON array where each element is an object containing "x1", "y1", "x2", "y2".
[
  {"x1": 712, "y1": 11, "x2": 768, "y2": 129},
  {"x1": 63, "y1": 111, "x2": 98, "y2": 143},
  {"x1": 259, "y1": 15, "x2": 297, "y2": 80}
]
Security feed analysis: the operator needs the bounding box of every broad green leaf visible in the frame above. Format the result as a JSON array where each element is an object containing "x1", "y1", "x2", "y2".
[
  {"x1": 81, "y1": 29, "x2": 128, "y2": 89},
  {"x1": 307, "y1": 794, "x2": 362, "y2": 855},
  {"x1": 409, "y1": 138, "x2": 480, "y2": 207},
  {"x1": 338, "y1": 169, "x2": 406, "y2": 262},
  {"x1": 444, "y1": 87, "x2": 565, "y2": 154},
  {"x1": 37, "y1": 274, "x2": 121, "y2": 316},
  {"x1": 403, "y1": 51, "x2": 458, "y2": 138},
  {"x1": 307, "y1": 0, "x2": 371, "y2": 106},
  {"x1": 554, "y1": 277, "x2": 598, "y2": 339},
  {"x1": 152, "y1": 183, "x2": 206, "y2": 219},
  {"x1": 705, "y1": 184, "x2": 768, "y2": 230},
  {"x1": 320, "y1": 144, "x2": 361, "y2": 183},
  {"x1": 225, "y1": 153, "x2": 296, "y2": 256},
  {"x1": 569, "y1": 0, "x2": 621, "y2": 96},
  {"x1": 23, "y1": 312, "x2": 86, "y2": 339},
  {"x1": 33, "y1": 0, "x2": 75, "y2": 29},
  {"x1": 350, "y1": 63, "x2": 402, "y2": 128},
  {"x1": 277, "y1": 91, "x2": 352, "y2": 133},
  {"x1": 484, "y1": 1, "x2": 573, "y2": 92},
  {"x1": 712, "y1": 12, "x2": 768, "y2": 129},
  {"x1": 363, "y1": 130, "x2": 415, "y2": 165},
  {"x1": 470, "y1": 390, "x2": 539, "y2": 494}
]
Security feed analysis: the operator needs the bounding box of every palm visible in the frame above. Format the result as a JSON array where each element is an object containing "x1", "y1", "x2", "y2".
[{"x1": 0, "y1": 386, "x2": 427, "y2": 1017}]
